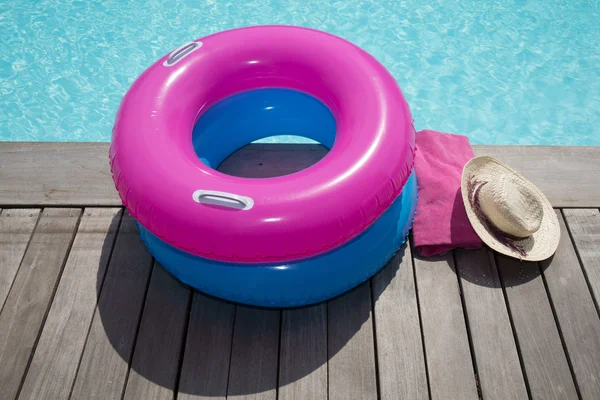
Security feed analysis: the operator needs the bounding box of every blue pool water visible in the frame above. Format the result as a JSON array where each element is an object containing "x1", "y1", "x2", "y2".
[{"x1": 1, "y1": 0, "x2": 599, "y2": 145}]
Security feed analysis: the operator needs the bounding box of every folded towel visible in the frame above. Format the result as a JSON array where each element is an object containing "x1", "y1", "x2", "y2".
[{"x1": 412, "y1": 130, "x2": 483, "y2": 257}]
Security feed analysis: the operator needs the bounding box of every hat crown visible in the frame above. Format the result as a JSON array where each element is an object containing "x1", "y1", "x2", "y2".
[{"x1": 479, "y1": 175, "x2": 543, "y2": 238}]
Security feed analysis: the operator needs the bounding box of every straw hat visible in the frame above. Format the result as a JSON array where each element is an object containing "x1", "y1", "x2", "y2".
[{"x1": 461, "y1": 156, "x2": 560, "y2": 261}]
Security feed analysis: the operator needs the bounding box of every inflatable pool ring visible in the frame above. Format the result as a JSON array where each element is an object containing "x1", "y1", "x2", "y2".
[{"x1": 110, "y1": 26, "x2": 417, "y2": 307}]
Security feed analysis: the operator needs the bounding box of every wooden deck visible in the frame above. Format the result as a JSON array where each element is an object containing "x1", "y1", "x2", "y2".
[{"x1": 1, "y1": 143, "x2": 600, "y2": 400}]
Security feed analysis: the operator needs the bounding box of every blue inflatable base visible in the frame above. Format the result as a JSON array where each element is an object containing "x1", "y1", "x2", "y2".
[{"x1": 137, "y1": 172, "x2": 418, "y2": 308}]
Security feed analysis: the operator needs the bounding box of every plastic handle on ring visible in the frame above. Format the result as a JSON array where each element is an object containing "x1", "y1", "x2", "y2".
[
  {"x1": 192, "y1": 190, "x2": 254, "y2": 210},
  {"x1": 163, "y1": 41, "x2": 202, "y2": 67}
]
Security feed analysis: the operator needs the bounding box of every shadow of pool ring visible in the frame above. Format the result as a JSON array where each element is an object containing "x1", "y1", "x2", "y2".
[{"x1": 110, "y1": 26, "x2": 417, "y2": 307}]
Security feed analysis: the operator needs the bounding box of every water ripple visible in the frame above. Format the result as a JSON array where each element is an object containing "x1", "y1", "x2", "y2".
[{"x1": 0, "y1": 0, "x2": 598, "y2": 145}]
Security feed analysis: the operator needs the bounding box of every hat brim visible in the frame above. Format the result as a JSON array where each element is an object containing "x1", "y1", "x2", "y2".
[{"x1": 461, "y1": 156, "x2": 560, "y2": 261}]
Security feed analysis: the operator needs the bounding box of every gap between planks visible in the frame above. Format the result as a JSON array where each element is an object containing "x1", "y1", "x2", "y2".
[
  {"x1": 0, "y1": 208, "x2": 82, "y2": 400},
  {"x1": 18, "y1": 208, "x2": 122, "y2": 400},
  {"x1": 2, "y1": 206, "x2": 599, "y2": 400}
]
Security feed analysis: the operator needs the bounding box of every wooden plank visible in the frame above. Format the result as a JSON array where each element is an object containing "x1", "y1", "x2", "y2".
[
  {"x1": 70, "y1": 212, "x2": 154, "y2": 400},
  {"x1": 123, "y1": 262, "x2": 191, "y2": 400},
  {"x1": 0, "y1": 142, "x2": 117, "y2": 205},
  {"x1": 177, "y1": 293, "x2": 235, "y2": 400},
  {"x1": 496, "y1": 254, "x2": 578, "y2": 399},
  {"x1": 0, "y1": 209, "x2": 40, "y2": 311},
  {"x1": 413, "y1": 252, "x2": 478, "y2": 400},
  {"x1": 563, "y1": 209, "x2": 600, "y2": 307},
  {"x1": 1, "y1": 142, "x2": 599, "y2": 207},
  {"x1": 278, "y1": 304, "x2": 327, "y2": 400},
  {"x1": 0, "y1": 208, "x2": 80, "y2": 400},
  {"x1": 541, "y1": 211, "x2": 600, "y2": 400},
  {"x1": 218, "y1": 143, "x2": 328, "y2": 178},
  {"x1": 227, "y1": 306, "x2": 280, "y2": 400},
  {"x1": 327, "y1": 282, "x2": 378, "y2": 400},
  {"x1": 371, "y1": 246, "x2": 428, "y2": 400},
  {"x1": 18, "y1": 208, "x2": 121, "y2": 400},
  {"x1": 455, "y1": 248, "x2": 528, "y2": 400},
  {"x1": 473, "y1": 145, "x2": 600, "y2": 207}
]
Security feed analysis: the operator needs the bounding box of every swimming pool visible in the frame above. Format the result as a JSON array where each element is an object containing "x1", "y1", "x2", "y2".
[{"x1": 1, "y1": 0, "x2": 598, "y2": 145}]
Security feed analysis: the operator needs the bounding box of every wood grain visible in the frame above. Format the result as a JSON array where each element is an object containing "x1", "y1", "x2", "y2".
[
  {"x1": 371, "y1": 246, "x2": 428, "y2": 400},
  {"x1": 327, "y1": 282, "x2": 377, "y2": 400},
  {"x1": 1, "y1": 142, "x2": 599, "y2": 207},
  {"x1": 70, "y1": 212, "x2": 154, "y2": 400},
  {"x1": 541, "y1": 211, "x2": 600, "y2": 399},
  {"x1": 413, "y1": 252, "x2": 478, "y2": 400},
  {"x1": 0, "y1": 209, "x2": 40, "y2": 311},
  {"x1": 0, "y1": 208, "x2": 80, "y2": 400},
  {"x1": 18, "y1": 208, "x2": 121, "y2": 400},
  {"x1": 177, "y1": 293, "x2": 236, "y2": 400},
  {"x1": 227, "y1": 306, "x2": 280, "y2": 400},
  {"x1": 278, "y1": 304, "x2": 327, "y2": 400},
  {"x1": 0, "y1": 142, "x2": 117, "y2": 205},
  {"x1": 563, "y1": 209, "x2": 600, "y2": 307},
  {"x1": 123, "y1": 263, "x2": 191, "y2": 400},
  {"x1": 454, "y1": 248, "x2": 528, "y2": 400},
  {"x1": 496, "y1": 254, "x2": 578, "y2": 399},
  {"x1": 219, "y1": 143, "x2": 328, "y2": 178},
  {"x1": 472, "y1": 145, "x2": 600, "y2": 207}
]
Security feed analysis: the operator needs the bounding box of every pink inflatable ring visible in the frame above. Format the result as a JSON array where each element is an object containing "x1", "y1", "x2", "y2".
[{"x1": 110, "y1": 26, "x2": 416, "y2": 265}]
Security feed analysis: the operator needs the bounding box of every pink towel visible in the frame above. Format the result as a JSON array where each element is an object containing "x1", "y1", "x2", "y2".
[{"x1": 412, "y1": 130, "x2": 483, "y2": 257}]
